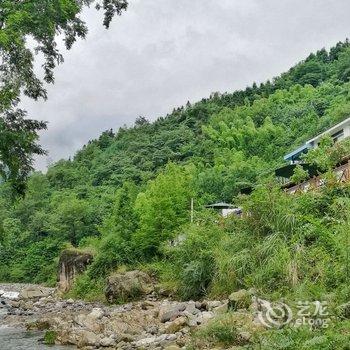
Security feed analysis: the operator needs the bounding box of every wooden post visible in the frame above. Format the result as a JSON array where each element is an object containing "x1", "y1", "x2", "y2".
[{"x1": 190, "y1": 198, "x2": 194, "y2": 223}]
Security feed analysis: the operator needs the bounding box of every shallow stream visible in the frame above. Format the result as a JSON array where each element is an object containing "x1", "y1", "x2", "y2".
[{"x1": 0, "y1": 307, "x2": 72, "y2": 350}]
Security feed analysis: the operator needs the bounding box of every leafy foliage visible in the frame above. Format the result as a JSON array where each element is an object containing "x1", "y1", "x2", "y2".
[
  {"x1": 0, "y1": 109, "x2": 47, "y2": 195},
  {"x1": 0, "y1": 0, "x2": 128, "y2": 192}
]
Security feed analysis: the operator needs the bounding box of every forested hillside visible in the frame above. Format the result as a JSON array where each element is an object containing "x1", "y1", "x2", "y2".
[
  {"x1": 1, "y1": 39, "x2": 350, "y2": 307},
  {"x1": 2, "y1": 40, "x2": 350, "y2": 348}
]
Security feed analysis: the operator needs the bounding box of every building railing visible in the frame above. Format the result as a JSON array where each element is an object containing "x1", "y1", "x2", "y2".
[{"x1": 285, "y1": 160, "x2": 350, "y2": 194}]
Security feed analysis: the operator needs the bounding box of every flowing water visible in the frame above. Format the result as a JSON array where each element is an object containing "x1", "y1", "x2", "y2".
[{"x1": 0, "y1": 308, "x2": 72, "y2": 350}]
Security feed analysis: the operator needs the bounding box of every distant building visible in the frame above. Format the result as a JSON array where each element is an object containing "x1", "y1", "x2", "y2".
[
  {"x1": 276, "y1": 117, "x2": 350, "y2": 193},
  {"x1": 205, "y1": 202, "x2": 242, "y2": 218},
  {"x1": 284, "y1": 117, "x2": 350, "y2": 164}
]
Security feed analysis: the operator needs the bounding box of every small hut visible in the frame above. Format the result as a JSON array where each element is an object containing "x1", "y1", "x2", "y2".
[{"x1": 205, "y1": 202, "x2": 242, "y2": 218}]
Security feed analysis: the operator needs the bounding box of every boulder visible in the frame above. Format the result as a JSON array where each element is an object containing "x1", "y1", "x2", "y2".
[
  {"x1": 19, "y1": 286, "x2": 52, "y2": 300},
  {"x1": 196, "y1": 311, "x2": 214, "y2": 325},
  {"x1": 75, "y1": 329, "x2": 100, "y2": 348},
  {"x1": 164, "y1": 346, "x2": 181, "y2": 350},
  {"x1": 164, "y1": 316, "x2": 188, "y2": 333},
  {"x1": 132, "y1": 334, "x2": 175, "y2": 347},
  {"x1": 105, "y1": 270, "x2": 154, "y2": 303},
  {"x1": 228, "y1": 289, "x2": 252, "y2": 311},
  {"x1": 100, "y1": 336, "x2": 116, "y2": 347},
  {"x1": 58, "y1": 249, "x2": 93, "y2": 292},
  {"x1": 213, "y1": 302, "x2": 229, "y2": 314},
  {"x1": 184, "y1": 301, "x2": 200, "y2": 315},
  {"x1": 89, "y1": 307, "x2": 105, "y2": 319},
  {"x1": 159, "y1": 303, "x2": 186, "y2": 323},
  {"x1": 74, "y1": 308, "x2": 105, "y2": 333},
  {"x1": 133, "y1": 336, "x2": 158, "y2": 347}
]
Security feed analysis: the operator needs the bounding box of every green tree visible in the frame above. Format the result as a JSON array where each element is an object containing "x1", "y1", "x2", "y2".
[
  {"x1": 50, "y1": 196, "x2": 95, "y2": 246},
  {"x1": 0, "y1": 110, "x2": 47, "y2": 195},
  {"x1": 336, "y1": 47, "x2": 350, "y2": 82},
  {"x1": 0, "y1": 0, "x2": 128, "y2": 192},
  {"x1": 133, "y1": 163, "x2": 195, "y2": 258},
  {"x1": 87, "y1": 182, "x2": 139, "y2": 276},
  {"x1": 99, "y1": 182, "x2": 139, "y2": 240},
  {"x1": 302, "y1": 135, "x2": 334, "y2": 171}
]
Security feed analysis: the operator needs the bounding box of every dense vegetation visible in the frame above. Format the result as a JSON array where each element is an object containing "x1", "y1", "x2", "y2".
[{"x1": 1, "y1": 40, "x2": 350, "y2": 349}]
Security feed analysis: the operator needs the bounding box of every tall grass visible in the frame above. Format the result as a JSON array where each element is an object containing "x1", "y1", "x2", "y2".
[{"x1": 160, "y1": 183, "x2": 350, "y2": 302}]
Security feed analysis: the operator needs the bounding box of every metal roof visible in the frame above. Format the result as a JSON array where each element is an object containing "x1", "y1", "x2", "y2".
[
  {"x1": 283, "y1": 144, "x2": 311, "y2": 161},
  {"x1": 205, "y1": 202, "x2": 236, "y2": 209}
]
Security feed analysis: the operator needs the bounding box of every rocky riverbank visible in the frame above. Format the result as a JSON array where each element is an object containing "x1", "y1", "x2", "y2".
[{"x1": 0, "y1": 283, "x2": 265, "y2": 350}]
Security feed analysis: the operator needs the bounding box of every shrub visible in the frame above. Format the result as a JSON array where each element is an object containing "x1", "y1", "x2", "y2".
[
  {"x1": 44, "y1": 331, "x2": 57, "y2": 345},
  {"x1": 164, "y1": 219, "x2": 223, "y2": 300},
  {"x1": 291, "y1": 165, "x2": 309, "y2": 184},
  {"x1": 193, "y1": 313, "x2": 249, "y2": 348},
  {"x1": 66, "y1": 273, "x2": 106, "y2": 302},
  {"x1": 88, "y1": 234, "x2": 135, "y2": 277}
]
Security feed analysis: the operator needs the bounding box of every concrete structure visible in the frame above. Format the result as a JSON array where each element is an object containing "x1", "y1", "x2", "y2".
[
  {"x1": 275, "y1": 117, "x2": 350, "y2": 193},
  {"x1": 284, "y1": 117, "x2": 350, "y2": 164},
  {"x1": 205, "y1": 202, "x2": 242, "y2": 218}
]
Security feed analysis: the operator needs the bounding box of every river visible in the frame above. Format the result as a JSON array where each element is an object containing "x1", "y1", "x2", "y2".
[{"x1": 0, "y1": 308, "x2": 72, "y2": 350}]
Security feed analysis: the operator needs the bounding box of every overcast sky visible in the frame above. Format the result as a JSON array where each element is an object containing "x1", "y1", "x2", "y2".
[{"x1": 21, "y1": 0, "x2": 350, "y2": 170}]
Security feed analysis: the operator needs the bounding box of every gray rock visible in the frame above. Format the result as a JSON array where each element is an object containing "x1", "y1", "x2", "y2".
[
  {"x1": 74, "y1": 309, "x2": 104, "y2": 333},
  {"x1": 76, "y1": 330, "x2": 100, "y2": 347},
  {"x1": 105, "y1": 270, "x2": 154, "y2": 303},
  {"x1": 185, "y1": 301, "x2": 200, "y2": 315},
  {"x1": 207, "y1": 300, "x2": 222, "y2": 310},
  {"x1": 228, "y1": 289, "x2": 251, "y2": 311},
  {"x1": 166, "y1": 334, "x2": 178, "y2": 341},
  {"x1": 89, "y1": 307, "x2": 105, "y2": 319},
  {"x1": 163, "y1": 316, "x2": 188, "y2": 333},
  {"x1": 213, "y1": 301, "x2": 228, "y2": 314},
  {"x1": 19, "y1": 286, "x2": 52, "y2": 299},
  {"x1": 164, "y1": 346, "x2": 181, "y2": 350},
  {"x1": 100, "y1": 336, "x2": 116, "y2": 347},
  {"x1": 186, "y1": 314, "x2": 199, "y2": 327},
  {"x1": 58, "y1": 249, "x2": 93, "y2": 292},
  {"x1": 195, "y1": 301, "x2": 204, "y2": 309},
  {"x1": 133, "y1": 336, "x2": 158, "y2": 347},
  {"x1": 159, "y1": 303, "x2": 186, "y2": 323},
  {"x1": 199, "y1": 311, "x2": 214, "y2": 324}
]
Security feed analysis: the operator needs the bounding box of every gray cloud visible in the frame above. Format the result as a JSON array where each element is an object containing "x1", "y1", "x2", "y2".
[{"x1": 21, "y1": 0, "x2": 350, "y2": 170}]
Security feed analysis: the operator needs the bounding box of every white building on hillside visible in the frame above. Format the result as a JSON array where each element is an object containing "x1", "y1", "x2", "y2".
[{"x1": 284, "y1": 117, "x2": 350, "y2": 164}]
